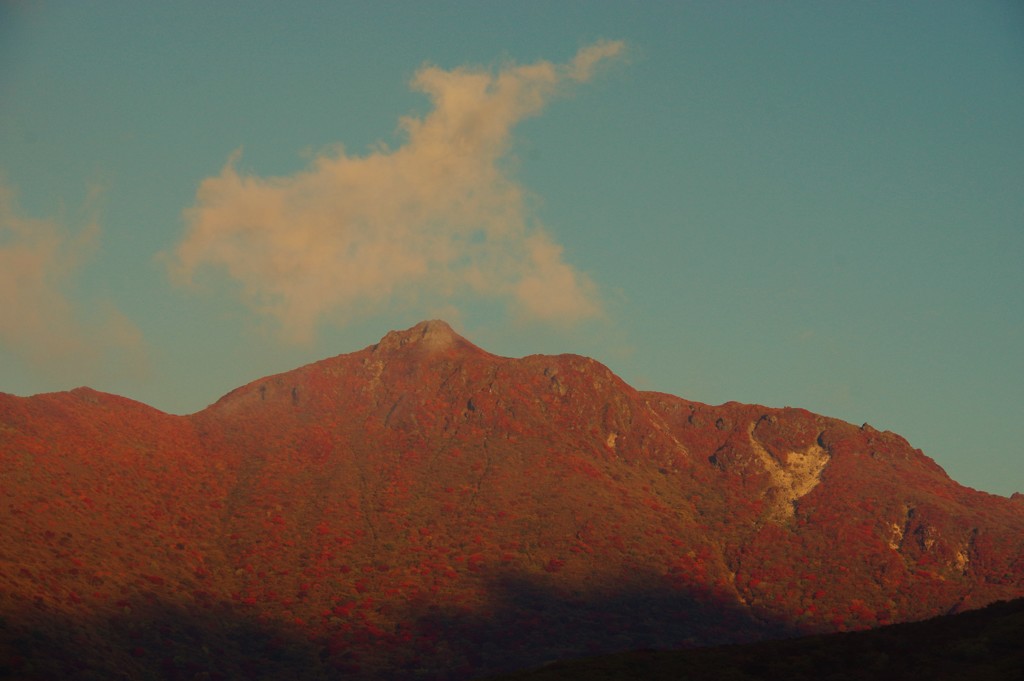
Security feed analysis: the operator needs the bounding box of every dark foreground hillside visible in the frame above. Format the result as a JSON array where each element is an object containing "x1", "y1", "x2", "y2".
[{"x1": 481, "y1": 597, "x2": 1024, "y2": 681}]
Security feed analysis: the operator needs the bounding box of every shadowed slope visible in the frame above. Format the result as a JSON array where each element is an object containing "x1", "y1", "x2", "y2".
[{"x1": 479, "y1": 597, "x2": 1024, "y2": 681}]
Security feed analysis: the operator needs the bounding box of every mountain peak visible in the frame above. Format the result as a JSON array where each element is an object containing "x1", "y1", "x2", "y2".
[{"x1": 372, "y1": 319, "x2": 476, "y2": 356}]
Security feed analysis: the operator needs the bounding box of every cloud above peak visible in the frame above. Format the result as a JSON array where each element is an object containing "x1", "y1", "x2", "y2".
[{"x1": 168, "y1": 41, "x2": 624, "y2": 343}]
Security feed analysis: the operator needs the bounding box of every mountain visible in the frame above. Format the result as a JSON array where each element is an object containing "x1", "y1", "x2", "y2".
[{"x1": 2, "y1": 320, "x2": 1022, "y2": 679}]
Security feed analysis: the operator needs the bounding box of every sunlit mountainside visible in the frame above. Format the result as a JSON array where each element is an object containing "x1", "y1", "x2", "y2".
[{"x1": 2, "y1": 320, "x2": 1023, "y2": 679}]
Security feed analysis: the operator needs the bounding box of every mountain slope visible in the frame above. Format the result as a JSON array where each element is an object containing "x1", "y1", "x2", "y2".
[{"x1": 2, "y1": 320, "x2": 1022, "y2": 679}]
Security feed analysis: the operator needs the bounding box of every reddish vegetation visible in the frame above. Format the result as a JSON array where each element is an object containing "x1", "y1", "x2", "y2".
[{"x1": 2, "y1": 320, "x2": 1022, "y2": 679}]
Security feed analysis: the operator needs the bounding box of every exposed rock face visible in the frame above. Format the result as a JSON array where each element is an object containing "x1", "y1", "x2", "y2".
[
  {"x1": 2, "y1": 321, "x2": 1022, "y2": 680},
  {"x1": 374, "y1": 318, "x2": 466, "y2": 354},
  {"x1": 747, "y1": 419, "x2": 830, "y2": 522}
]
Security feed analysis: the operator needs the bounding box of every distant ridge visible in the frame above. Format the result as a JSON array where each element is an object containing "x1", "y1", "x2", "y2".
[{"x1": 2, "y1": 320, "x2": 1022, "y2": 679}]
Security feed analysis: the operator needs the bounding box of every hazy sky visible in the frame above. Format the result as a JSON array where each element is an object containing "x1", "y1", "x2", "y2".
[{"x1": 2, "y1": 2, "x2": 1022, "y2": 496}]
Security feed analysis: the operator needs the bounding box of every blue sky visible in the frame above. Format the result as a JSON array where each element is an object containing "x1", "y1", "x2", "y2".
[{"x1": 1, "y1": 2, "x2": 1022, "y2": 496}]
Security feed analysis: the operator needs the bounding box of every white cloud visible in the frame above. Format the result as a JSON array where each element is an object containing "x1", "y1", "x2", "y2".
[
  {"x1": 0, "y1": 180, "x2": 148, "y2": 385},
  {"x1": 168, "y1": 41, "x2": 625, "y2": 344}
]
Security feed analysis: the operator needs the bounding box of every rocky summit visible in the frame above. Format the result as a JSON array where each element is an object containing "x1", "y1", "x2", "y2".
[{"x1": 2, "y1": 320, "x2": 1022, "y2": 679}]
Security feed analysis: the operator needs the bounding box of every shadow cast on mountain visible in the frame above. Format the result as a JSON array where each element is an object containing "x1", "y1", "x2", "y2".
[
  {"x1": 1, "y1": 567, "x2": 800, "y2": 680},
  {"x1": 0, "y1": 597, "x2": 328, "y2": 681},
  {"x1": 475, "y1": 597, "x2": 1024, "y2": 681},
  {"x1": 402, "y1": 568, "x2": 801, "y2": 679}
]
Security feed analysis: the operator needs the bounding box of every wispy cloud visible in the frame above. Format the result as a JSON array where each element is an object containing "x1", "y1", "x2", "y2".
[
  {"x1": 168, "y1": 40, "x2": 625, "y2": 344},
  {"x1": 0, "y1": 180, "x2": 148, "y2": 385}
]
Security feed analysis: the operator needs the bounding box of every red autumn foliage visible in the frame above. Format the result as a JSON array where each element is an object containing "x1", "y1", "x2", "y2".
[{"x1": 1, "y1": 320, "x2": 1022, "y2": 680}]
